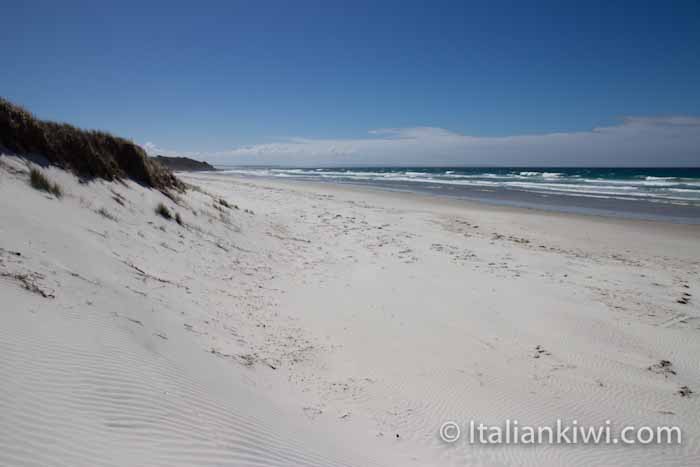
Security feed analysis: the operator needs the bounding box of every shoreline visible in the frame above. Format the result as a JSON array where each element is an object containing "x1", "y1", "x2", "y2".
[
  {"x1": 205, "y1": 172, "x2": 700, "y2": 225},
  {"x1": 196, "y1": 172, "x2": 700, "y2": 235}
]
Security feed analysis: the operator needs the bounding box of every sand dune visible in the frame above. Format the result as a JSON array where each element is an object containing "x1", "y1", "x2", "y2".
[
  {"x1": 1, "y1": 155, "x2": 699, "y2": 466},
  {"x1": 0, "y1": 156, "x2": 393, "y2": 466}
]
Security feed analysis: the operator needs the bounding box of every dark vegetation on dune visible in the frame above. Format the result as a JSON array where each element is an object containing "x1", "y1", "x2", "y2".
[
  {"x1": 152, "y1": 155, "x2": 214, "y2": 172},
  {"x1": 0, "y1": 97, "x2": 183, "y2": 190},
  {"x1": 29, "y1": 168, "x2": 63, "y2": 198},
  {"x1": 155, "y1": 202, "x2": 173, "y2": 220}
]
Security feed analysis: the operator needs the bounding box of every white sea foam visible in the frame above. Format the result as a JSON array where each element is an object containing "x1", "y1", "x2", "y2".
[{"x1": 221, "y1": 168, "x2": 700, "y2": 206}]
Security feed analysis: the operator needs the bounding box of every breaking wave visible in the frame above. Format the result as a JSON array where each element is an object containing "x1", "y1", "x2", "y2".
[{"x1": 218, "y1": 167, "x2": 700, "y2": 207}]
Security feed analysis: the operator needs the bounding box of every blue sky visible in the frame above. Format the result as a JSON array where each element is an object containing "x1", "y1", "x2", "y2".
[{"x1": 2, "y1": 1, "x2": 699, "y2": 165}]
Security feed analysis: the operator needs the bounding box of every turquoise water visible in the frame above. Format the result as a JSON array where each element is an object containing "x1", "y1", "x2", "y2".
[{"x1": 218, "y1": 167, "x2": 700, "y2": 222}]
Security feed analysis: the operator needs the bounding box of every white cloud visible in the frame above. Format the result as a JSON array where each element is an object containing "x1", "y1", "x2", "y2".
[
  {"x1": 621, "y1": 116, "x2": 700, "y2": 127},
  {"x1": 142, "y1": 141, "x2": 202, "y2": 159},
  {"x1": 150, "y1": 117, "x2": 700, "y2": 167},
  {"x1": 142, "y1": 142, "x2": 165, "y2": 155}
]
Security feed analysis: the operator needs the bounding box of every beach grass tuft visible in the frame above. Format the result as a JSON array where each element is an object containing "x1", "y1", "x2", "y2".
[
  {"x1": 97, "y1": 207, "x2": 117, "y2": 221},
  {"x1": 155, "y1": 202, "x2": 172, "y2": 220},
  {"x1": 29, "y1": 168, "x2": 62, "y2": 198}
]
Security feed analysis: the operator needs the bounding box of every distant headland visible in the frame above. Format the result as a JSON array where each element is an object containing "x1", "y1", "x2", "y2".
[{"x1": 152, "y1": 156, "x2": 215, "y2": 172}]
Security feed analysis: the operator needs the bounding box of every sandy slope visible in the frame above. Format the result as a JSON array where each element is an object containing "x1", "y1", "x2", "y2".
[
  {"x1": 0, "y1": 157, "x2": 392, "y2": 467},
  {"x1": 1, "y1": 156, "x2": 699, "y2": 466}
]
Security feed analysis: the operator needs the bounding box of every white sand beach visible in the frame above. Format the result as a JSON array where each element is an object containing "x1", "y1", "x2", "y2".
[{"x1": 1, "y1": 156, "x2": 699, "y2": 466}]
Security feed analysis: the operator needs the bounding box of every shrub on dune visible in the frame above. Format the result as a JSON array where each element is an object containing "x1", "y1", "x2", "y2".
[
  {"x1": 29, "y1": 168, "x2": 62, "y2": 198},
  {"x1": 155, "y1": 202, "x2": 172, "y2": 220}
]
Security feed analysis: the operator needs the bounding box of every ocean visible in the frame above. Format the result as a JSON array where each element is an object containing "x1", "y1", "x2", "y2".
[{"x1": 217, "y1": 167, "x2": 700, "y2": 224}]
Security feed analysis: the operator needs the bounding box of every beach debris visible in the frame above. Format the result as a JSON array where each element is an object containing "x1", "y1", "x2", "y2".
[
  {"x1": 125, "y1": 317, "x2": 143, "y2": 326},
  {"x1": 237, "y1": 353, "x2": 256, "y2": 367},
  {"x1": 209, "y1": 348, "x2": 256, "y2": 367},
  {"x1": 0, "y1": 248, "x2": 22, "y2": 257},
  {"x1": 676, "y1": 290, "x2": 691, "y2": 304},
  {"x1": 1, "y1": 272, "x2": 55, "y2": 299},
  {"x1": 86, "y1": 228, "x2": 108, "y2": 238},
  {"x1": 216, "y1": 242, "x2": 230, "y2": 252},
  {"x1": 264, "y1": 359, "x2": 278, "y2": 370},
  {"x1": 508, "y1": 235, "x2": 530, "y2": 244},
  {"x1": 122, "y1": 260, "x2": 187, "y2": 289},
  {"x1": 533, "y1": 345, "x2": 551, "y2": 358},
  {"x1": 302, "y1": 407, "x2": 323, "y2": 419},
  {"x1": 678, "y1": 386, "x2": 693, "y2": 397},
  {"x1": 648, "y1": 360, "x2": 676, "y2": 377},
  {"x1": 430, "y1": 243, "x2": 477, "y2": 262}
]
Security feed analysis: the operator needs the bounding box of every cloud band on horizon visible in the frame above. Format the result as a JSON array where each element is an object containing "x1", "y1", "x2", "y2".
[{"x1": 145, "y1": 116, "x2": 700, "y2": 167}]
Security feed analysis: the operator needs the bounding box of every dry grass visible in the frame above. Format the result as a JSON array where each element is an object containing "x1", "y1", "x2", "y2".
[
  {"x1": 156, "y1": 203, "x2": 184, "y2": 226},
  {"x1": 219, "y1": 198, "x2": 240, "y2": 210},
  {"x1": 29, "y1": 168, "x2": 62, "y2": 198},
  {"x1": 1, "y1": 97, "x2": 183, "y2": 190},
  {"x1": 155, "y1": 203, "x2": 172, "y2": 220},
  {"x1": 97, "y1": 207, "x2": 117, "y2": 221}
]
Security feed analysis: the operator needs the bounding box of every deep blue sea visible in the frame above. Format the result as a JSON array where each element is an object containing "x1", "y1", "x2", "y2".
[{"x1": 217, "y1": 167, "x2": 700, "y2": 223}]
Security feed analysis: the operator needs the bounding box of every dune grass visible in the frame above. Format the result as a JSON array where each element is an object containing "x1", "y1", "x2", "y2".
[
  {"x1": 1, "y1": 97, "x2": 183, "y2": 191},
  {"x1": 29, "y1": 168, "x2": 62, "y2": 198},
  {"x1": 155, "y1": 203, "x2": 173, "y2": 220},
  {"x1": 97, "y1": 207, "x2": 117, "y2": 221}
]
